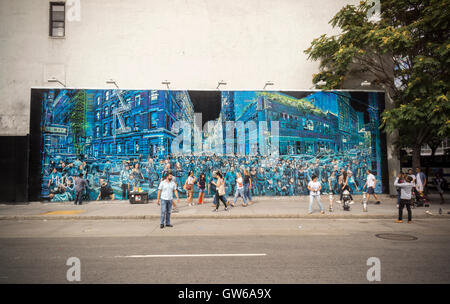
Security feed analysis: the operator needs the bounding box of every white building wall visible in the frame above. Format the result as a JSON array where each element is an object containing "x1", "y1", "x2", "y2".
[{"x1": 0, "y1": 0, "x2": 360, "y2": 136}]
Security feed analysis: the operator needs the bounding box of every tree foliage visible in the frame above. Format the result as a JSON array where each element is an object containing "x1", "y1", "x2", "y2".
[{"x1": 304, "y1": 0, "x2": 450, "y2": 167}]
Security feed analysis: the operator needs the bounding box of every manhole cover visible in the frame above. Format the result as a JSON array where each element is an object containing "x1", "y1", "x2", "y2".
[{"x1": 375, "y1": 233, "x2": 418, "y2": 241}]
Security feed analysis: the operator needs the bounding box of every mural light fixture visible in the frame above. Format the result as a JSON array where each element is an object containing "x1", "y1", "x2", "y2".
[
  {"x1": 47, "y1": 77, "x2": 66, "y2": 87},
  {"x1": 106, "y1": 79, "x2": 119, "y2": 89},
  {"x1": 216, "y1": 80, "x2": 227, "y2": 90},
  {"x1": 315, "y1": 80, "x2": 327, "y2": 87},
  {"x1": 361, "y1": 80, "x2": 371, "y2": 87},
  {"x1": 263, "y1": 81, "x2": 274, "y2": 90},
  {"x1": 162, "y1": 80, "x2": 171, "y2": 90}
]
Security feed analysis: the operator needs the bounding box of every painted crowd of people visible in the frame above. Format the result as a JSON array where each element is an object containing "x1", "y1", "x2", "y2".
[{"x1": 44, "y1": 149, "x2": 378, "y2": 204}]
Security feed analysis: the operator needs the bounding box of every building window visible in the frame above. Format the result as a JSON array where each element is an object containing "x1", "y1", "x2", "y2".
[
  {"x1": 97, "y1": 96, "x2": 101, "y2": 106},
  {"x1": 150, "y1": 112, "x2": 158, "y2": 128},
  {"x1": 49, "y1": 2, "x2": 65, "y2": 37},
  {"x1": 96, "y1": 111, "x2": 100, "y2": 121},
  {"x1": 135, "y1": 94, "x2": 141, "y2": 107},
  {"x1": 105, "y1": 91, "x2": 110, "y2": 101},
  {"x1": 150, "y1": 90, "x2": 158, "y2": 104}
]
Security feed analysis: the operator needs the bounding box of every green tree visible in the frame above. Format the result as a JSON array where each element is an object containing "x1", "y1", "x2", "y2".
[
  {"x1": 69, "y1": 90, "x2": 87, "y2": 156},
  {"x1": 304, "y1": 0, "x2": 450, "y2": 169}
]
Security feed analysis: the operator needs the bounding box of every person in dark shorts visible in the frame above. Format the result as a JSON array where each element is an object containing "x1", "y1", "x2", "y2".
[
  {"x1": 96, "y1": 178, "x2": 115, "y2": 200},
  {"x1": 363, "y1": 170, "x2": 381, "y2": 204}
]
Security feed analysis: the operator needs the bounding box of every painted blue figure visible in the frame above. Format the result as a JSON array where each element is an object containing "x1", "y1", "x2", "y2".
[
  {"x1": 120, "y1": 165, "x2": 131, "y2": 199},
  {"x1": 225, "y1": 167, "x2": 236, "y2": 197},
  {"x1": 104, "y1": 160, "x2": 112, "y2": 182}
]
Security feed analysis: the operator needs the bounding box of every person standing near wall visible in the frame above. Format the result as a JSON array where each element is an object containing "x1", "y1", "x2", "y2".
[
  {"x1": 394, "y1": 175, "x2": 414, "y2": 223},
  {"x1": 184, "y1": 170, "x2": 196, "y2": 206},
  {"x1": 120, "y1": 164, "x2": 131, "y2": 200},
  {"x1": 197, "y1": 173, "x2": 206, "y2": 205},
  {"x1": 307, "y1": 175, "x2": 324, "y2": 214},
  {"x1": 156, "y1": 172, "x2": 179, "y2": 229},
  {"x1": 74, "y1": 173, "x2": 87, "y2": 205},
  {"x1": 415, "y1": 167, "x2": 427, "y2": 194},
  {"x1": 243, "y1": 168, "x2": 253, "y2": 205}
]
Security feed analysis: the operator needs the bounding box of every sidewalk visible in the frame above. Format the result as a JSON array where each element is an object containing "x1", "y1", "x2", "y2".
[{"x1": 1, "y1": 194, "x2": 449, "y2": 220}]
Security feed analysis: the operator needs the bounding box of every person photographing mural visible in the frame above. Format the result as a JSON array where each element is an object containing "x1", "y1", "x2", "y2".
[
  {"x1": 74, "y1": 173, "x2": 87, "y2": 205},
  {"x1": 156, "y1": 171, "x2": 180, "y2": 229},
  {"x1": 394, "y1": 175, "x2": 414, "y2": 223},
  {"x1": 96, "y1": 178, "x2": 114, "y2": 201},
  {"x1": 307, "y1": 175, "x2": 325, "y2": 214}
]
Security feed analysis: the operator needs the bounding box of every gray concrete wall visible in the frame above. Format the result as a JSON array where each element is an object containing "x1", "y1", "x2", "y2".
[{"x1": 0, "y1": 0, "x2": 360, "y2": 136}]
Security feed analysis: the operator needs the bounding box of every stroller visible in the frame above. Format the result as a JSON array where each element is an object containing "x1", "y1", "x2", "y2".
[{"x1": 412, "y1": 188, "x2": 431, "y2": 208}]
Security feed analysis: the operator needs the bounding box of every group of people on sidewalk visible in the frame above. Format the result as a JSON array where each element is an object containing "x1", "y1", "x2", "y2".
[{"x1": 156, "y1": 169, "x2": 255, "y2": 228}]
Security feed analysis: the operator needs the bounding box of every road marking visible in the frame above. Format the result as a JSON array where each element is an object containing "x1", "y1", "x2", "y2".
[
  {"x1": 40, "y1": 210, "x2": 86, "y2": 215},
  {"x1": 115, "y1": 253, "x2": 267, "y2": 258}
]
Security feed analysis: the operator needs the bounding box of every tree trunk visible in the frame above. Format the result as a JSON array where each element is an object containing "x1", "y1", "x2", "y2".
[{"x1": 411, "y1": 145, "x2": 421, "y2": 170}]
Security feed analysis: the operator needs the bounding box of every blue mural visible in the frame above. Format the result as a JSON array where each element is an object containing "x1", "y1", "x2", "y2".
[{"x1": 36, "y1": 89, "x2": 384, "y2": 202}]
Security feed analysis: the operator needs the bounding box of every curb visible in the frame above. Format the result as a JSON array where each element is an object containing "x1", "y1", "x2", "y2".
[{"x1": 0, "y1": 214, "x2": 449, "y2": 221}]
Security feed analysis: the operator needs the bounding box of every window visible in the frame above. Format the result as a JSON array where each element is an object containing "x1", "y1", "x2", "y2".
[
  {"x1": 105, "y1": 91, "x2": 110, "y2": 101},
  {"x1": 96, "y1": 111, "x2": 100, "y2": 121},
  {"x1": 49, "y1": 2, "x2": 65, "y2": 37},
  {"x1": 150, "y1": 112, "x2": 158, "y2": 128},
  {"x1": 135, "y1": 94, "x2": 141, "y2": 107},
  {"x1": 150, "y1": 90, "x2": 158, "y2": 104},
  {"x1": 97, "y1": 96, "x2": 101, "y2": 106},
  {"x1": 105, "y1": 106, "x2": 109, "y2": 117}
]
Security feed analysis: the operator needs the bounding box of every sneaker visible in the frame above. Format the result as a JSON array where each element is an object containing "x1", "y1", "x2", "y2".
[
  {"x1": 212, "y1": 209, "x2": 218, "y2": 212},
  {"x1": 395, "y1": 220, "x2": 403, "y2": 223},
  {"x1": 165, "y1": 224, "x2": 173, "y2": 227},
  {"x1": 349, "y1": 200, "x2": 354, "y2": 205},
  {"x1": 336, "y1": 200, "x2": 341, "y2": 204},
  {"x1": 375, "y1": 201, "x2": 380, "y2": 205},
  {"x1": 172, "y1": 208, "x2": 179, "y2": 213},
  {"x1": 224, "y1": 207, "x2": 229, "y2": 211},
  {"x1": 320, "y1": 211, "x2": 325, "y2": 214},
  {"x1": 160, "y1": 224, "x2": 164, "y2": 229},
  {"x1": 407, "y1": 221, "x2": 412, "y2": 224}
]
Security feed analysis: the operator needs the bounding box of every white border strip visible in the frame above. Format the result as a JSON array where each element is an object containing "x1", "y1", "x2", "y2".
[{"x1": 115, "y1": 253, "x2": 267, "y2": 258}]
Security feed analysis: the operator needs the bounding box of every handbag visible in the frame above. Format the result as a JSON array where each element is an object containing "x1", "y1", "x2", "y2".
[{"x1": 218, "y1": 183, "x2": 226, "y2": 196}]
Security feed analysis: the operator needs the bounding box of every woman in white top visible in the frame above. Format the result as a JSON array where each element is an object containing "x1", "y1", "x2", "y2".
[
  {"x1": 308, "y1": 175, "x2": 325, "y2": 214},
  {"x1": 184, "y1": 170, "x2": 196, "y2": 206},
  {"x1": 233, "y1": 172, "x2": 248, "y2": 207}
]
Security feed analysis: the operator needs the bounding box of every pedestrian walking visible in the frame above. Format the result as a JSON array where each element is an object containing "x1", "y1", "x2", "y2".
[
  {"x1": 308, "y1": 175, "x2": 324, "y2": 214},
  {"x1": 184, "y1": 170, "x2": 196, "y2": 206},
  {"x1": 232, "y1": 172, "x2": 247, "y2": 207},
  {"x1": 433, "y1": 173, "x2": 445, "y2": 204},
  {"x1": 212, "y1": 171, "x2": 229, "y2": 212},
  {"x1": 394, "y1": 175, "x2": 414, "y2": 223},
  {"x1": 156, "y1": 172, "x2": 180, "y2": 229},
  {"x1": 74, "y1": 173, "x2": 87, "y2": 205},
  {"x1": 243, "y1": 168, "x2": 253, "y2": 205},
  {"x1": 197, "y1": 173, "x2": 206, "y2": 205},
  {"x1": 362, "y1": 170, "x2": 381, "y2": 204}
]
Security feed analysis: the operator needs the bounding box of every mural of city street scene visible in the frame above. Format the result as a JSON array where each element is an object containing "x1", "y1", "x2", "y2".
[{"x1": 33, "y1": 89, "x2": 384, "y2": 202}]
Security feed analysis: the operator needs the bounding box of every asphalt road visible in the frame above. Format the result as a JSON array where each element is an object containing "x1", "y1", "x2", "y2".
[{"x1": 0, "y1": 218, "x2": 449, "y2": 283}]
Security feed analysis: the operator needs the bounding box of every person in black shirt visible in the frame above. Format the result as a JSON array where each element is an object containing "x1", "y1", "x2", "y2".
[
  {"x1": 197, "y1": 173, "x2": 207, "y2": 204},
  {"x1": 96, "y1": 178, "x2": 115, "y2": 200}
]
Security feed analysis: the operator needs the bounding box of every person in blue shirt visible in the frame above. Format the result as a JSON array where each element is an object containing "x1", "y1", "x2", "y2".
[
  {"x1": 120, "y1": 164, "x2": 131, "y2": 199},
  {"x1": 225, "y1": 166, "x2": 237, "y2": 197}
]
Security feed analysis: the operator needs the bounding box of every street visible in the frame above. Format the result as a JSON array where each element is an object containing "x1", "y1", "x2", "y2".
[{"x1": 0, "y1": 218, "x2": 449, "y2": 283}]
